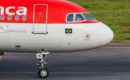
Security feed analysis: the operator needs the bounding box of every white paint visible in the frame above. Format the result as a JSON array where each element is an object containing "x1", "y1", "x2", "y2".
[
  {"x1": 0, "y1": 6, "x2": 27, "y2": 15},
  {"x1": 16, "y1": 7, "x2": 27, "y2": 15},
  {"x1": 0, "y1": 6, "x2": 4, "y2": 15},
  {"x1": 0, "y1": 22, "x2": 114, "y2": 52},
  {"x1": 6, "y1": 7, "x2": 15, "y2": 15}
]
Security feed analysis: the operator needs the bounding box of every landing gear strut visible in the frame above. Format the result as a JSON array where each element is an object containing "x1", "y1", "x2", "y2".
[{"x1": 36, "y1": 51, "x2": 50, "y2": 78}]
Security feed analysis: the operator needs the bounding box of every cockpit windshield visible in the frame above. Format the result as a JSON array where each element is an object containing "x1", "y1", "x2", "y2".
[
  {"x1": 66, "y1": 13, "x2": 95, "y2": 23},
  {"x1": 75, "y1": 14, "x2": 85, "y2": 22},
  {"x1": 82, "y1": 13, "x2": 95, "y2": 20}
]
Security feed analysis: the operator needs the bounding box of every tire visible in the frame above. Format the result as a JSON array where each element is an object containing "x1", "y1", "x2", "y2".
[{"x1": 38, "y1": 68, "x2": 49, "y2": 78}]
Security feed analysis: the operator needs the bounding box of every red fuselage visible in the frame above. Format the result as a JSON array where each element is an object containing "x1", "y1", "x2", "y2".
[{"x1": 0, "y1": 0, "x2": 97, "y2": 24}]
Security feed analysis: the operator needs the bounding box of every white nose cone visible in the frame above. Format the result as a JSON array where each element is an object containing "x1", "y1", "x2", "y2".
[{"x1": 98, "y1": 23, "x2": 114, "y2": 46}]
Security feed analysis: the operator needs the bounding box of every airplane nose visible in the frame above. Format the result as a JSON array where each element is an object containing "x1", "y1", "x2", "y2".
[{"x1": 97, "y1": 23, "x2": 114, "y2": 46}]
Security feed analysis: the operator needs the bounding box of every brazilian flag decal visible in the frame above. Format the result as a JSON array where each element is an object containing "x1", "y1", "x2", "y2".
[{"x1": 65, "y1": 28, "x2": 72, "y2": 34}]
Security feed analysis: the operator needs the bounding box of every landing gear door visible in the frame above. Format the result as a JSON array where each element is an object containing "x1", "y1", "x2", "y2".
[{"x1": 32, "y1": 4, "x2": 48, "y2": 34}]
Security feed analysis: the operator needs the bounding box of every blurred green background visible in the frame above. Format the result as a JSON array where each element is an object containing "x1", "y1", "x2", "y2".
[{"x1": 69, "y1": 0, "x2": 130, "y2": 43}]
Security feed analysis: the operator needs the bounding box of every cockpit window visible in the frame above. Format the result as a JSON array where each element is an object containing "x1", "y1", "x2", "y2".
[
  {"x1": 75, "y1": 14, "x2": 85, "y2": 22},
  {"x1": 66, "y1": 13, "x2": 95, "y2": 23},
  {"x1": 67, "y1": 14, "x2": 74, "y2": 22},
  {"x1": 82, "y1": 13, "x2": 95, "y2": 20}
]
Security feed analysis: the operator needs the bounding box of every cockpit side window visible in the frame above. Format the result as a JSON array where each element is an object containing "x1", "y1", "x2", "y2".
[
  {"x1": 82, "y1": 13, "x2": 95, "y2": 20},
  {"x1": 67, "y1": 14, "x2": 74, "y2": 22},
  {"x1": 75, "y1": 14, "x2": 85, "y2": 22}
]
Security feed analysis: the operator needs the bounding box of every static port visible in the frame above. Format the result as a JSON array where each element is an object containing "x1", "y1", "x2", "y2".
[{"x1": 85, "y1": 33, "x2": 91, "y2": 40}]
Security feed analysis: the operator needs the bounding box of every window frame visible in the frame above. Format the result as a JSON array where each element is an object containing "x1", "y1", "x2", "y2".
[
  {"x1": 82, "y1": 13, "x2": 95, "y2": 20},
  {"x1": 66, "y1": 13, "x2": 75, "y2": 23},
  {"x1": 22, "y1": 15, "x2": 27, "y2": 21},
  {"x1": 75, "y1": 13, "x2": 86, "y2": 22},
  {"x1": 66, "y1": 12, "x2": 87, "y2": 23},
  {"x1": 7, "y1": 15, "x2": 12, "y2": 21},
  {"x1": 15, "y1": 15, "x2": 19, "y2": 21},
  {"x1": 0, "y1": 15, "x2": 5, "y2": 21}
]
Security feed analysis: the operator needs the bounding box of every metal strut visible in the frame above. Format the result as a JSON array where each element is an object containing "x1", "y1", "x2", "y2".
[
  {"x1": 36, "y1": 51, "x2": 50, "y2": 69},
  {"x1": 36, "y1": 51, "x2": 50, "y2": 78}
]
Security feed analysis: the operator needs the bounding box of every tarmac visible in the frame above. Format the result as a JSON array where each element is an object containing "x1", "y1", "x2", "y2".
[{"x1": 0, "y1": 43, "x2": 130, "y2": 80}]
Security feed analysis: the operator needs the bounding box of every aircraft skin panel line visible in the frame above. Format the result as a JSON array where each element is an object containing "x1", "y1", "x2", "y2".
[{"x1": 0, "y1": 0, "x2": 114, "y2": 78}]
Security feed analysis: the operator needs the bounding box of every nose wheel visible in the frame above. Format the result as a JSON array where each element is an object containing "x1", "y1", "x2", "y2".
[
  {"x1": 36, "y1": 51, "x2": 50, "y2": 78},
  {"x1": 38, "y1": 68, "x2": 49, "y2": 78}
]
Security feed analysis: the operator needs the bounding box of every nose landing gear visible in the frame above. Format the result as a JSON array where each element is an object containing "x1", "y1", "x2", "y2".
[{"x1": 36, "y1": 51, "x2": 50, "y2": 78}]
